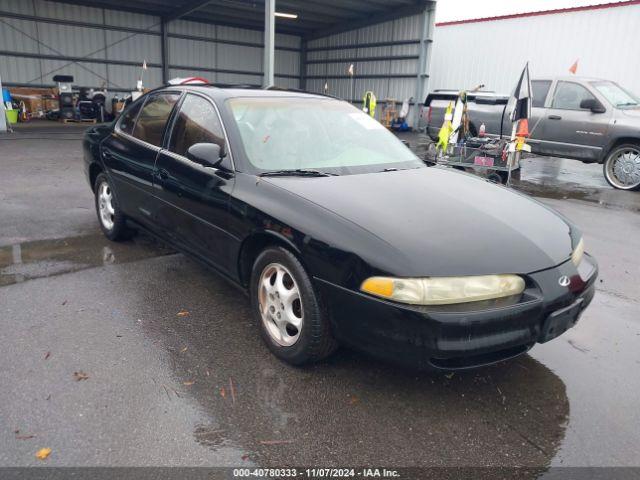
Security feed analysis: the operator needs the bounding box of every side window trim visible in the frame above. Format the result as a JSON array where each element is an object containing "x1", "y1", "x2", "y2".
[
  {"x1": 164, "y1": 91, "x2": 236, "y2": 172},
  {"x1": 163, "y1": 92, "x2": 187, "y2": 150},
  {"x1": 550, "y1": 81, "x2": 595, "y2": 111},
  {"x1": 158, "y1": 91, "x2": 185, "y2": 149}
]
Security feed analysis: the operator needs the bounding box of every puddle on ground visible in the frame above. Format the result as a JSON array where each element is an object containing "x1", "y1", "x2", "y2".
[
  {"x1": 0, "y1": 233, "x2": 175, "y2": 287},
  {"x1": 512, "y1": 180, "x2": 640, "y2": 213}
]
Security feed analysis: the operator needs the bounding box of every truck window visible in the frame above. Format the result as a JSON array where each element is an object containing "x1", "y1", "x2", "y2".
[
  {"x1": 552, "y1": 81, "x2": 596, "y2": 110},
  {"x1": 531, "y1": 80, "x2": 551, "y2": 108}
]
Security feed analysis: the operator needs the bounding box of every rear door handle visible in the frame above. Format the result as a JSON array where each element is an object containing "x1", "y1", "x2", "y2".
[
  {"x1": 157, "y1": 168, "x2": 169, "y2": 180},
  {"x1": 548, "y1": 115, "x2": 562, "y2": 120},
  {"x1": 102, "y1": 150, "x2": 112, "y2": 159}
]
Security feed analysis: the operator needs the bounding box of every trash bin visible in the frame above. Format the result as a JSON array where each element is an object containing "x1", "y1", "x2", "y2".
[
  {"x1": 5, "y1": 109, "x2": 18, "y2": 124},
  {"x1": 2, "y1": 88, "x2": 11, "y2": 104}
]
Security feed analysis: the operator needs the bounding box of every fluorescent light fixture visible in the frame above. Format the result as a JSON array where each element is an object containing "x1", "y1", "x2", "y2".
[{"x1": 275, "y1": 12, "x2": 298, "y2": 19}]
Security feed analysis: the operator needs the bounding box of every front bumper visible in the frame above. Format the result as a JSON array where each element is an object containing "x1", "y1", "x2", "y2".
[{"x1": 315, "y1": 254, "x2": 598, "y2": 370}]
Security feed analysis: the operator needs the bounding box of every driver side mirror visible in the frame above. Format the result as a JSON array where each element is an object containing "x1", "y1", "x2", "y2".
[
  {"x1": 186, "y1": 143, "x2": 225, "y2": 168},
  {"x1": 580, "y1": 98, "x2": 606, "y2": 113}
]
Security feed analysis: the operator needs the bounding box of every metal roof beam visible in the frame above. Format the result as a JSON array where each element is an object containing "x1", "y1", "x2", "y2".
[
  {"x1": 184, "y1": 11, "x2": 307, "y2": 35},
  {"x1": 164, "y1": 0, "x2": 213, "y2": 21},
  {"x1": 40, "y1": 0, "x2": 174, "y2": 16},
  {"x1": 204, "y1": 0, "x2": 370, "y2": 17},
  {"x1": 200, "y1": 1, "x2": 346, "y2": 24},
  {"x1": 318, "y1": 0, "x2": 413, "y2": 12},
  {"x1": 305, "y1": 0, "x2": 433, "y2": 41},
  {"x1": 275, "y1": 0, "x2": 363, "y2": 18}
]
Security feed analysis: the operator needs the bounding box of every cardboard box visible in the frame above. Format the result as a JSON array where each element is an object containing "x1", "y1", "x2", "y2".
[
  {"x1": 43, "y1": 97, "x2": 59, "y2": 111},
  {"x1": 9, "y1": 87, "x2": 57, "y2": 117}
]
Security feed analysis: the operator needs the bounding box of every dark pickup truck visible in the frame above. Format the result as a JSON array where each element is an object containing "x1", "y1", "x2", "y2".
[{"x1": 420, "y1": 76, "x2": 640, "y2": 190}]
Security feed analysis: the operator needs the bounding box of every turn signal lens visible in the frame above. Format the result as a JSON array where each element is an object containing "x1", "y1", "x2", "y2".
[
  {"x1": 360, "y1": 274, "x2": 525, "y2": 305},
  {"x1": 360, "y1": 277, "x2": 394, "y2": 298},
  {"x1": 571, "y1": 237, "x2": 584, "y2": 266}
]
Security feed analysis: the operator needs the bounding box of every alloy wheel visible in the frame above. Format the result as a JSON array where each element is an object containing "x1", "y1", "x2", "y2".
[
  {"x1": 258, "y1": 263, "x2": 303, "y2": 347},
  {"x1": 98, "y1": 181, "x2": 115, "y2": 230},
  {"x1": 605, "y1": 147, "x2": 640, "y2": 190}
]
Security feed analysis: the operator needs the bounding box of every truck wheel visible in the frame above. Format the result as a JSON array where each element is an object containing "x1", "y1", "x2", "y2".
[
  {"x1": 603, "y1": 143, "x2": 640, "y2": 190},
  {"x1": 487, "y1": 172, "x2": 503, "y2": 184}
]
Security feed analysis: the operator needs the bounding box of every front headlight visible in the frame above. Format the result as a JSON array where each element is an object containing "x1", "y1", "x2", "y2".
[
  {"x1": 360, "y1": 274, "x2": 525, "y2": 305},
  {"x1": 571, "y1": 237, "x2": 584, "y2": 266}
]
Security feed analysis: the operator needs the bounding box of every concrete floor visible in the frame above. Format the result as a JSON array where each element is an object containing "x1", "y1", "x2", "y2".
[{"x1": 1, "y1": 122, "x2": 639, "y2": 470}]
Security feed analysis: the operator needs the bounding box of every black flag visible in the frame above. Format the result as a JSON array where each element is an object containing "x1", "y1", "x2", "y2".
[{"x1": 510, "y1": 62, "x2": 532, "y2": 122}]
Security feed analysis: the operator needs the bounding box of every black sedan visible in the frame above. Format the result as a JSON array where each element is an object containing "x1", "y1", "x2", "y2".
[{"x1": 83, "y1": 85, "x2": 598, "y2": 370}]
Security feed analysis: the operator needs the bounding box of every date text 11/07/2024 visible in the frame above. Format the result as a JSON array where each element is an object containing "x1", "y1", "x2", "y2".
[{"x1": 232, "y1": 468, "x2": 401, "y2": 478}]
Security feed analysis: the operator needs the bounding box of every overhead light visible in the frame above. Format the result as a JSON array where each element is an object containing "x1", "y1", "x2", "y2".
[{"x1": 275, "y1": 12, "x2": 298, "y2": 19}]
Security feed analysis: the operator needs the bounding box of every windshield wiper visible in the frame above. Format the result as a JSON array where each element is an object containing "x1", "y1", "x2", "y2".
[
  {"x1": 259, "y1": 169, "x2": 338, "y2": 177},
  {"x1": 617, "y1": 102, "x2": 638, "y2": 107},
  {"x1": 378, "y1": 166, "x2": 422, "y2": 173}
]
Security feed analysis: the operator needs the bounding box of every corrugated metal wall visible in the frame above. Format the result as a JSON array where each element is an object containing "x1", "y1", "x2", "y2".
[
  {"x1": 429, "y1": 3, "x2": 640, "y2": 96},
  {"x1": 0, "y1": 0, "x2": 300, "y2": 92},
  {"x1": 306, "y1": 13, "x2": 423, "y2": 106}
]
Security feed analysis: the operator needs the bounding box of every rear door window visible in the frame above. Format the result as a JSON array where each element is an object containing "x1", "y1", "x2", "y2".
[
  {"x1": 552, "y1": 82, "x2": 596, "y2": 110},
  {"x1": 118, "y1": 100, "x2": 143, "y2": 135},
  {"x1": 132, "y1": 93, "x2": 181, "y2": 147},
  {"x1": 531, "y1": 80, "x2": 551, "y2": 108},
  {"x1": 168, "y1": 94, "x2": 226, "y2": 157}
]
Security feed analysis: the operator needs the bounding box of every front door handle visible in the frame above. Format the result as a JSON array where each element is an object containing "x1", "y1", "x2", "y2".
[
  {"x1": 102, "y1": 150, "x2": 112, "y2": 159},
  {"x1": 548, "y1": 115, "x2": 562, "y2": 120},
  {"x1": 157, "y1": 168, "x2": 169, "y2": 180}
]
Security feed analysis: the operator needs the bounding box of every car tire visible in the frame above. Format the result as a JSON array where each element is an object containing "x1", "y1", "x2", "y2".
[
  {"x1": 94, "y1": 173, "x2": 131, "y2": 241},
  {"x1": 250, "y1": 246, "x2": 337, "y2": 365},
  {"x1": 603, "y1": 143, "x2": 640, "y2": 191}
]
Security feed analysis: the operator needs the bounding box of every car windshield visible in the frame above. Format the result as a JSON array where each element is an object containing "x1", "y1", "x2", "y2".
[
  {"x1": 591, "y1": 81, "x2": 640, "y2": 108},
  {"x1": 228, "y1": 97, "x2": 423, "y2": 175}
]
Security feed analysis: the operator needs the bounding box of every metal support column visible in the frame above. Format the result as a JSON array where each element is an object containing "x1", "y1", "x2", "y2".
[
  {"x1": 263, "y1": 0, "x2": 275, "y2": 87},
  {"x1": 299, "y1": 39, "x2": 307, "y2": 90},
  {"x1": 413, "y1": 3, "x2": 435, "y2": 128},
  {"x1": 161, "y1": 19, "x2": 169, "y2": 84},
  {"x1": 0, "y1": 74, "x2": 7, "y2": 133}
]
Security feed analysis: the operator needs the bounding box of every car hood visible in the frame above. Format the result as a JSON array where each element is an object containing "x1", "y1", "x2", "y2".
[
  {"x1": 264, "y1": 167, "x2": 574, "y2": 276},
  {"x1": 619, "y1": 106, "x2": 640, "y2": 118}
]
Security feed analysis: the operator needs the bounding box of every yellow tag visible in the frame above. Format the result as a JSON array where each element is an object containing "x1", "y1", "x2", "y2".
[{"x1": 36, "y1": 448, "x2": 52, "y2": 460}]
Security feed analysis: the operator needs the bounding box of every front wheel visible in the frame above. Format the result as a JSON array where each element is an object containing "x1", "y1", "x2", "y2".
[
  {"x1": 250, "y1": 247, "x2": 337, "y2": 365},
  {"x1": 603, "y1": 144, "x2": 640, "y2": 190}
]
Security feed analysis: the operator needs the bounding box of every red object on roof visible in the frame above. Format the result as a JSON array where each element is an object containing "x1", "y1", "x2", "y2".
[
  {"x1": 181, "y1": 76, "x2": 210, "y2": 85},
  {"x1": 435, "y1": 0, "x2": 640, "y2": 26},
  {"x1": 168, "y1": 76, "x2": 210, "y2": 85}
]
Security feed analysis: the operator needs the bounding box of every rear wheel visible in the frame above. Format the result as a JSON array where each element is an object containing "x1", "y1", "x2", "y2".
[
  {"x1": 250, "y1": 247, "x2": 337, "y2": 365},
  {"x1": 94, "y1": 173, "x2": 131, "y2": 241},
  {"x1": 603, "y1": 143, "x2": 640, "y2": 190}
]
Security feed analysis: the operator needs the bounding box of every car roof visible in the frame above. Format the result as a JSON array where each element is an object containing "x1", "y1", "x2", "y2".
[
  {"x1": 551, "y1": 75, "x2": 607, "y2": 83},
  {"x1": 429, "y1": 76, "x2": 614, "y2": 99},
  {"x1": 158, "y1": 85, "x2": 336, "y2": 101}
]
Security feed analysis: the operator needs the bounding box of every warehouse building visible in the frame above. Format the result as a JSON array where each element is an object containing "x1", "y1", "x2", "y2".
[
  {"x1": 0, "y1": 0, "x2": 436, "y2": 129},
  {"x1": 429, "y1": 0, "x2": 640, "y2": 96}
]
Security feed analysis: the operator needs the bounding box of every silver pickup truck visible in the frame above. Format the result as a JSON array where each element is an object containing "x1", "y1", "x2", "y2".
[{"x1": 421, "y1": 76, "x2": 640, "y2": 190}]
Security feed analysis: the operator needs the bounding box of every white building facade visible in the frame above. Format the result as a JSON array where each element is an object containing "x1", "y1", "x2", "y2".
[{"x1": 429, "y1": 1, "x2": 640, "y2": 97}]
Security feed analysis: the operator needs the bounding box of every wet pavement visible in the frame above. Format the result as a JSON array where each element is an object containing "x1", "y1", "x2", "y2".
[{"x1": 1, "y1": 124, "x2": 639, "y2": 470}]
